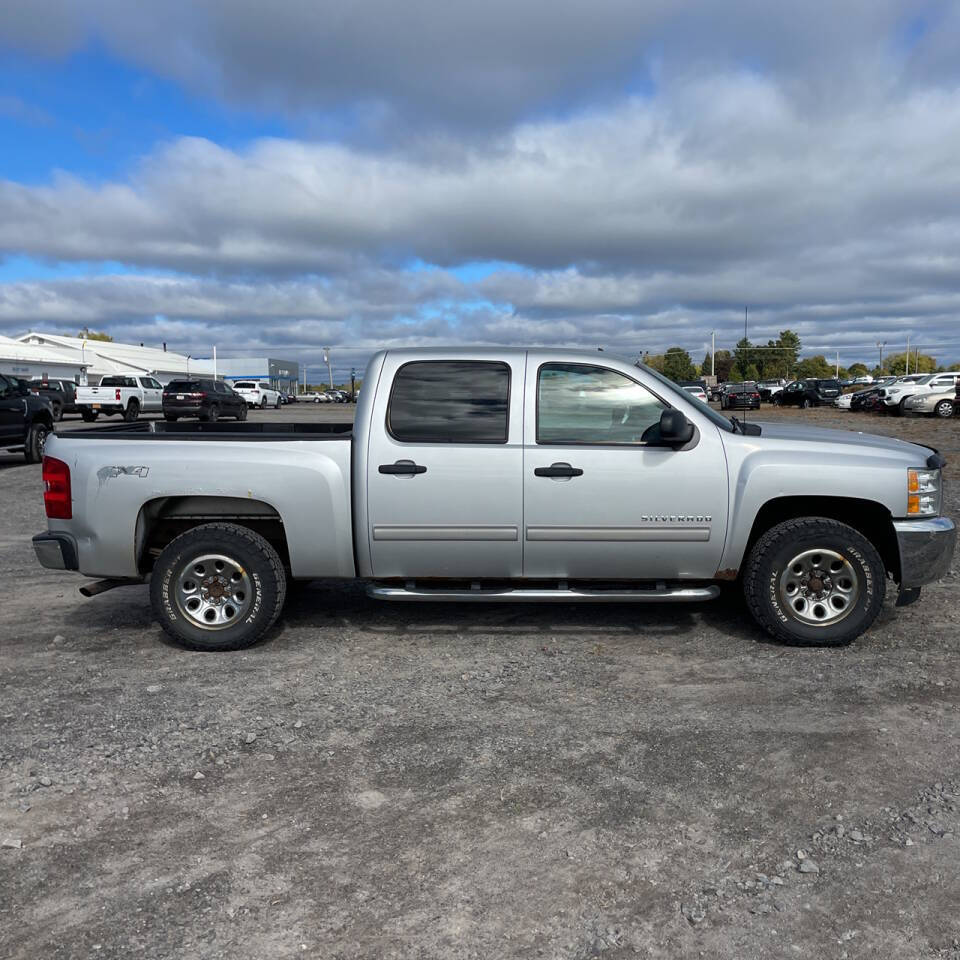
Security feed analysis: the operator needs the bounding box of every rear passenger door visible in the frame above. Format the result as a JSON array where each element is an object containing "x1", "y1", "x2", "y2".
[
  {"x1": 366, "y1": 356, "x2": 524, "y2": 579},
  {"x1": 139, "y1": 377, "x2": 163, "y2": 410}
]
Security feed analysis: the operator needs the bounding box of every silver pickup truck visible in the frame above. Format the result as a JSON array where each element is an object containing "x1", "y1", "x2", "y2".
[{"x1": 33, "y1": 348, "x2": 956, "y2": 651}]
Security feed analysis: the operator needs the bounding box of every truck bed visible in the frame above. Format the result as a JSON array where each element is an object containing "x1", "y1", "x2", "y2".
[{"x1": 59, "y1": 421, "x2": 354, "y2": 440}]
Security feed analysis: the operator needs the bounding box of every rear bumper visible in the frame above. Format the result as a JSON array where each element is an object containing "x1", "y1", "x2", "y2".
[
  {"x1": 893, "y1": 517, "x2": 956, "y2": 588},
  {"x1": 33, "y1": 532, "x2": 79, "y2": 571}
]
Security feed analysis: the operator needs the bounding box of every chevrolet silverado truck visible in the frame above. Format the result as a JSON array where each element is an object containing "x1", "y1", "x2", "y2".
[
  {"x1": 75, "y1": 375, "x2": 165, "y2": 422},
  {"x1": 33, "y1": 348, "x2": 956, "y2": 651}
]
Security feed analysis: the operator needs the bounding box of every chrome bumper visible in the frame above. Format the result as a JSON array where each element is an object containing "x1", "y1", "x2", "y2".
[
  {"x1": 33, "y1": 532, "x2": 79, "y2": 571},
  {"x1": 893, "y1": 517, "x2": 956, "y2": 588}
]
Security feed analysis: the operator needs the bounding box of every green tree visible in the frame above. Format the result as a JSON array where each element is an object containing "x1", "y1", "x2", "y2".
[
  {"x1": 643, "y1": 352, "x2": 665, "y2": 373},
  {"x1": 662, "y1": 347, "x2": 696, "y2": 382},
  {"x1": 796, "y1": 355, "x2": 834, "y2": 379},
  {"x1": 713, "y1": 350, "x2": 734, "y2": 382},
  {"x1": 886, "y1": 352, "x2": 938, "y2": 375},
  {"x1": 732, "y1": 337, "x2": 756, "y2": 380},
  {"x1": 77, "y1": 329, "x2": 113, "y2": 342},
  {"x1": 847, "y1": 362, "x2": 869, "y2": 378}
]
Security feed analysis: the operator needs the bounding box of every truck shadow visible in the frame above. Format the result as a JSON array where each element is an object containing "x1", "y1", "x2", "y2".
[{"x1": 278, "y1": 578, "x2": 760, "y2": 644}]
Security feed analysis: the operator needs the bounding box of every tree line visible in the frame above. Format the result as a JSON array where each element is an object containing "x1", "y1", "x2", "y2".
[{"x1": 643, "y1": 331, "x2": 960, "y2": 383}]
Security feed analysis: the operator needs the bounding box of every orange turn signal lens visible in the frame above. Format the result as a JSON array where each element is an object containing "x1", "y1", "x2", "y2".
[
  {"x1": 907, "y1": 494, "x2": 921, "y2": 514},
  {"x1": 907, "y1": 469, "x2": 919, "y2": 493}
]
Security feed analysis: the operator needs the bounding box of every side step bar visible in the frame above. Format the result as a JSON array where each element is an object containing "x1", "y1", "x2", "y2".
[{"x1": 367, "y1": 582, "x2": 720, "y2": 603}]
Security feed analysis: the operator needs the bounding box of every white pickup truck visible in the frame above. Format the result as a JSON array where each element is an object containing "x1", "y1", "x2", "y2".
[
  {"x1": 33, "y1": 348, "x2": 955, "y2": 652},
  {"x1": 231, "y1": 380, "x2": 282, "y2": 409},
  {"x1": 75, "y1": 375, "x2": 164, "y2": 422}
]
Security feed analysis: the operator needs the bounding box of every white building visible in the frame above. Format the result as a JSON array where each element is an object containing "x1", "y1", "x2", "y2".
[
  {"x1": 0, "y1": 334, "x2": 89, "y2": 382},
  {"x1": 15, "y1": 332, "x2": 215, "y2": 385}
]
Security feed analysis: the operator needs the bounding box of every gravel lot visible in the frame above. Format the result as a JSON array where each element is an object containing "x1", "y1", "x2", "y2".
[{"x1": 2, "y1": 403, "x2": 959, "y2": 959}]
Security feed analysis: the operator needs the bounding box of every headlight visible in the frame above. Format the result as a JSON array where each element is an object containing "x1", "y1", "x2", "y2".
[{"x1": 907, "y1": 468, "x2": 941, "y2": 516}]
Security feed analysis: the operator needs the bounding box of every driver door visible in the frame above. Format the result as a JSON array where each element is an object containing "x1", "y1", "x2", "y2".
[{"x1": 522, "y1": 356, "x2": 729, "y2": 580}]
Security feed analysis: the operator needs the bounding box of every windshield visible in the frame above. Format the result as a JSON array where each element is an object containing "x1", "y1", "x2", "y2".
[
  {"x1": 635, "y1": 361, "x2": 735, "y2": 432},
  {"x1": 166, "y1": 380, "x2": 201, "y2": 391}
]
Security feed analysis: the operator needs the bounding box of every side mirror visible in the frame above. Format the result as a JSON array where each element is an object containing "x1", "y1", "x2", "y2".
[{"x1": 655, "y1": 408, "x2": 694, "y2": 446}]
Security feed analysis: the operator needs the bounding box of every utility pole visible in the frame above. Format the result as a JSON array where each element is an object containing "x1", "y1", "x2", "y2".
[
  {"x1": 322, "y1": 347, "x2": 333, "y2": 389},
  {"x1": 836, "y1": 350, "x2": 840, "y2": 379},
  {"x1": 213, "y1": 345, "x2": 217, "y2": 380},
  {"x1": 711, "y1": 330, "x2": 716, "y2": 377},
  {"x1": 905, "y1": 334, "x2": 910, "y2": 375},
  {"x1": 877, "y1": 341, "x2": 886, "y2": 376}
]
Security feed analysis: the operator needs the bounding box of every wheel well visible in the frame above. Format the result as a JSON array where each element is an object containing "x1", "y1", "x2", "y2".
[
  {"x1": 744, "y1": 496, "x2": 900, "y2": 582},
  {"x1": 136, "y1": 496, "x2": 289, "y2": 573}
]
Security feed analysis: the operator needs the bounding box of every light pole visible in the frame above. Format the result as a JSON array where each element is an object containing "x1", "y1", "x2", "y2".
[
  {"x1": 876, "y1": 341, "x2": 886, "y2": 376},
  {"x1": 710, "y1": 330, "x2": 716, "y2": 377},
  {"x1": 322, "y1": 347, "x2": 333, "y2": 389}
]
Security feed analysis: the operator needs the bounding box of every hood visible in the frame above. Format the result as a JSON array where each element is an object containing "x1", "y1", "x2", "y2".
[{"x1": 749, "y1": 421, "x2": 935, "y2": 463}]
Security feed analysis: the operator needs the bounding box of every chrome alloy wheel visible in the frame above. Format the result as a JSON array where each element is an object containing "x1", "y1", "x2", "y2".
[
  {"x1": 778, "y1": 548, "x2": 859, "y2": 626},
  {"x1": 175, "y1": 553, "x2": 253, "y2": 630}
]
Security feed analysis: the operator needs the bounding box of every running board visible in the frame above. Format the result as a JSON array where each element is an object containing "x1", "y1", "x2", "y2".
[{"x1": 367, "y1": 582, "x2": 720, "y2": 603}]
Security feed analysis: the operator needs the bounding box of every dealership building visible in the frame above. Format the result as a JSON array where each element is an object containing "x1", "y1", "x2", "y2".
[
  {"x1": 0, "y1": 334, "x2": 90, "y2": 382},
  {"x1": 206, "y1": 357, "x2": 301, "y2": 394},
  {"x1": 7, "y1": 333, "x2": 298, "y2": 391}
]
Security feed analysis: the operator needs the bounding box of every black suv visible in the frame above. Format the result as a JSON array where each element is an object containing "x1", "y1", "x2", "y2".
[
  {"x1": 162, "y1": 379, "x2": 247, "y2": 422},
  {"x1": 0, "y1": 374, "x2": 55, "y2": 462},
  {"x1": 28, "y1": 379, "x2": 79, "y2": 421},
  {"x1": 777, "y1": 378, "x2": 842, "y2": 408}
]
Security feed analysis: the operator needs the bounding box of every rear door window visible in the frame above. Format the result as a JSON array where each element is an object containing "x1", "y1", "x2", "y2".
[{"x1": 388, "y1": 360, "x2": 510, "y2": 444}]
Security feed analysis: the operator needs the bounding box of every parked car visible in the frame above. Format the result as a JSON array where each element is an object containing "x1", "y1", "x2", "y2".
[
  {"x1": 33, "y1": 348, "x2": 956, "y2": 653},
  {"x1": 758, "y1": 379, "x2": 786, "y2": 402},
  {"x1": 280, "y1": 392, "x2": 298, "y2": 404},
  {"x1": 0, "y1": 373, "x2": 54, "y2": 462},
  {"x1": 231, "y1": 380, "x2": 282, "y2": 409},
  {"x1": 75, "y1": 375, "x2": 164, "y2": 422},
  {"x1": 681, "y1": 384, "x2": 707, "y2": 402},
  {"x1": 720, "y1": 383, "x2": 761, "y2": 410},
  {"x1": 878, "y1": 373, "x2": 960, "y2": 416},
  {"x1": 902, "y1": 389, "x2": 956, "y2": 419},
  {"x1": 776, "y1": 379, "x2": 842, "y2": 408},
  {"x1": 162, "y1": 379, "x2": 248, "y2": 422},
  {"x1": 28, "y1": 379, "x2": 80, "y2": 421}
]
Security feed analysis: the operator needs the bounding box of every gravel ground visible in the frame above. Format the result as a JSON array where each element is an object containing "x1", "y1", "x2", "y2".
[{"x1": 2, "y1": 403, "x2": 959, "y2": 960}]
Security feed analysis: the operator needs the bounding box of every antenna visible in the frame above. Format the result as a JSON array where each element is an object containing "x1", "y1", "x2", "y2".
[{"x1": 743, "y1": 305, "x2": 749, "y2": 428}]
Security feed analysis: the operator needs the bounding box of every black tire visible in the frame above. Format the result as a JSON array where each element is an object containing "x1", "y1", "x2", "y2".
[
  {"x1": 275, "y1": 398, "x2": 281, "y2": 409},
  {"x1": 237, "y1": 404, "x2": 248, "y2": 421},
  {"x1": 743, "y1": 517, "x2": 886, "y2": 646},
  {"x1": 260, "y1": 397, "x2": 267, "y2": 409},
  {"x1": 51, "y1": 402, "x2": 63, "y2": 423},
  {"x1": 81, "y1": 409, "x2": 99, "y2": 422},
  {"x1": 801, "y1": 397, "x2": 812, "y2": 409},
  {"x1": 150, "y1": 522, "x2": 287, "y2": 652},
  {"x1": 934, "y1": 399, "x2": 954, "y2": 419},
  {"x1": 124, "y1": 400, "x2": 140, "y2": 423},
  {"x1": 164, "y1": 414, "x2": 178, "y2": 422},
  {"x1": 24, "y1": 420, "x2": 51, "y2": 463}
]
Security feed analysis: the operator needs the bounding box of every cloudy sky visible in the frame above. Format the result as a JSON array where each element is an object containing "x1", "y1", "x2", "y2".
[{"x1": 1, "y1": 0, "x2": 960, "y2": 376}]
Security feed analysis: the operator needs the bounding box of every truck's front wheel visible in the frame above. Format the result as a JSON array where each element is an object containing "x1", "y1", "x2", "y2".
[
  {"x1": 150, "y1": 523, "x2": 287, "y2": 651},
  {"x1": 743, "y1": 517, "x2": 886, "y2": 646}
]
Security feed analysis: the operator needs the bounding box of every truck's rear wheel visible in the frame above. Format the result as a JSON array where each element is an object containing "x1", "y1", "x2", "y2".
[
  {"x1": 81, "y1": 409, "x2": 99, "y2": 422},
  {"x1": 150, "y1": 523, "x2": 286, "y2": 651},
  {"x1": 743, "y1": 517, "x2": 885, "y2": 646},
  {"x1": 124, "y1": 400, "x2": 140, "y2": 423}
]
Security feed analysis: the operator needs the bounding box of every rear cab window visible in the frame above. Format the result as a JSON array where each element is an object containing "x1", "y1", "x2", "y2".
[{"x1": 387, "y1": 360, "x2": 510, "y2": 443}]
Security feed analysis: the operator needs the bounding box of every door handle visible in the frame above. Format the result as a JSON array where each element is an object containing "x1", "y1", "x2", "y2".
[
  {"x1": 379, "y1": 460, "x2": 427, "y2": 476},
  {"x1": 534, "y1": 462, "x2": 583, "y2": 478}
]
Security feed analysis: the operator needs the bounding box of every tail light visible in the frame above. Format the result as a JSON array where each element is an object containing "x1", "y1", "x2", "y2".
[{"x1": 43, "y1": 456, "x2": 72, "y2": 519}]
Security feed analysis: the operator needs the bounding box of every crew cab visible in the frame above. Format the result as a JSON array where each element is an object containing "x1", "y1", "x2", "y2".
[
  {"x1": 75, "y1": 375, "x2": 164, "y2": 422},
  {"x1": 0, "y1": 373, "x2": 54, "y2": 461},
  {"x1": 231, "y1": 381, "x2": 282, "y2": 409},
  {"x1": 32, "y1": 349, "x2": 956, "y2": 652},
  {"x1": 28, "y1": 379, "x2": 80, "y2": 421}
]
